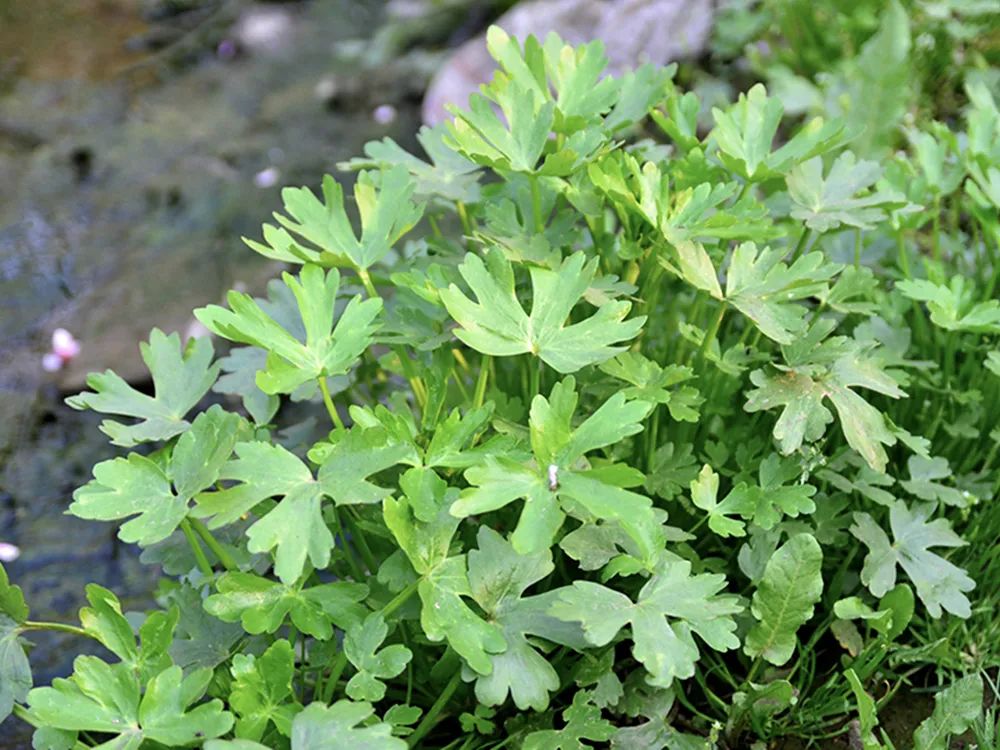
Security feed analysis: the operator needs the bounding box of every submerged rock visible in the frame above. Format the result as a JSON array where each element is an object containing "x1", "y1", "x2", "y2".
[{"x1": 423, "y1": 0, "x2": 715, "y2": 124}]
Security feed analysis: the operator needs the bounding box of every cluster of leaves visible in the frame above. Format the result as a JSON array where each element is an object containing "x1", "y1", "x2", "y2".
[{"x1": 4, "y1": 8, "x2": 999, "y2": 749}]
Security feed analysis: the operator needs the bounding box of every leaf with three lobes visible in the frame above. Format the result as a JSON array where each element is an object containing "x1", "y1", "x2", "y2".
[
  {"x1": 552, "y1": 558, "x2": 742, "y2": 687},
  {"x1": 338, "y1": 124, "x2": 481, "y2": 203},
  {"x1": 745, "y1": 340, "x2": 905, "y2": 472},
  {"x1": 440, "y1": 250, "x2": 644, "y2": 373},
  {"x1": 26, "y1": 660, "x2": 232, "y2": 747},
  {"x1": 787, "y1": 152, "x2": 905, "y2": 232},
  {"x1": 850, "y1": 502, "x2": 974, "y2": 618},
  {"x1": 344, "y1": 614, "x2": 412, "y2": 702},
  {"x1": 725, "y1": 242, "x2": 840, "y2": 344},
  {"x1": 195, "y1": 432, "x2": 405, "y2": 584},
  {"x1": 912, "y1": 674, "x2": 983, "y2": 750},
  {"x1": 896, "y1": 277, "x2": 1000, "y2": 333},
  {"x1": 254, "y1": 166, "x2": 422, "y2": 270},
  {"x1": 384, "y1": 473, "x2": 506, "y2": 674},
  {"x1": 523, "y1": 690, "x2": 616, "y2": 750},
  {"x1": 467, "y1": 528, "x2": 589, "y2": 711},
  {"x1": 66, "y1": 329, "x2": 219, "y2": 447},
  {"x1": 70, "y1": 406, "x2": 245, "y2": 547},
  {"x1": 205, "y1": 572, "x2": 367, "y2": 639},
  {"x1": 196, "y1": 264, "x2": 381, "y2": 395},
  {"x1": 599, "y1": 353, "x2": 702, "y2": 423},
  {"x1": 451, "y1": 377, "x2": 658, "y2": 558},
  {"x1": 291, "y1": 701, "x2": 406, "y2": 750},
  {"x1": 744, "y1": 534, "x2": 823, "y2": 665},
  {"x1": 711, "y1": 83, "x2": 852, "y2": 181},
  {"x1": 229, "y1": 640, "x2": 298, "y2": 741}
]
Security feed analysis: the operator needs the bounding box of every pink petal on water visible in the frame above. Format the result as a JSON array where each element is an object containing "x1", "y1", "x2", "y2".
[{"x1": 0, "y1": 542, "x2": 20, "y2": 562}]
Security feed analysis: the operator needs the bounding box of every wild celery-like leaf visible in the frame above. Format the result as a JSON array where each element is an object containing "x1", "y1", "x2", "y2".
[
  {"x1": 452, "y1": 377, "x2": 657, "y2": 558},
  {"x1": 26, "y1": 661, "x2": 233, "y2": 747},
  {"x1": 788, "y1": 152, "x2": 906, "y2": 232},
  {"x1": 912, "y1": 674, "x2": 983, "y2": 750},
  {"x1": 850, "y1": 502, "x2": 974, "y2": 618},
  {"x1": 467, "y1": 528, "x2": 589, "y2": 711},
  {"x1": 896, "y1": 277, "x2": 1000, "y2": 333},
  {"x1": 291, "y1": 701, "x2": 406, "y2": 750},
  {"x1": 523, "y1": 690, "x2": 616, "y2": 750},
  {"x1": 599, "y1": 353, "x2": 702, "y2": 423},
  {"x1": 552, "y1": 558, "x2": 742, "y2": 687},
  {"x1": 744, "y1": 534, "x2": 823, "y2": 665},
  {"x1": 263, "y1": 167, "x2": 423, "y2": 270},
  {"x1": 339, "y1": 125, "x2": 482, "y2": 203},
  {"x1": 195, "y1": 265, "x2": 382, "y2": 395},
  {"x1": 229, "y1": 640, "x2": 297, "y2": 741},
  {"x1": 725, "y1": 242, "x2": 840, "y2": 344},
  {"x1": 745, "y1": 330, "x2": 905, "y2": 472},
  {"x1": 711, "y1": 84, "x2": 852, "y2": 181},
  {"x1": 70, "y1": 407, "x2": 245, "y2": 546},
  {"x1": 194, "y1": 428, "x2": 405, "y2": 584},
  {"x1": 343, "y1": 614, "x2": 412, "y2": 702},
  {"x1": 384, "y1": 472, "x2": 506, "y2": 674},
  {"x1": 66, "y1": 329, "x2": 220, "y2": 447},
  {"x1": 205, "y1": 572, "x2": 367, "y2": 640},
  {"x1": 440, "y1": 250, "x2": 645, "y2": 373}
]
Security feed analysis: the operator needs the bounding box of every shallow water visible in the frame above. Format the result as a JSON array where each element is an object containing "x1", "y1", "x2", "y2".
[{"x1": 0, "y1": 0, "x2": 423, "y2": 743}]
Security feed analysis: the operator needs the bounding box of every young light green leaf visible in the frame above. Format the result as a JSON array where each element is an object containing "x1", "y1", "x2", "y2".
[
  {"x1": 599, "y1": 353, "x2": 702, "y2": 423},
  {"x1": 440, "y1": 250, "x2": 644, "y2": 373},
  {"x1": 745, "y1": 337, "x2": 905, "y2": 472},
  {"x1": 744, "y1": 534, "x2": 823, "y2": 666},
  {"x1": 452, "y1": 378, "x2": 657, "y2": 558},
  {"x1": 689, "y1": 465, "x2": 752, "y2": 538},
  {"x1": 896, "y1": 277, "x2": 1000, "y2": 333},
  {"x1": 711, "y1": 84, "x2": 852, "y2": 181},
  {"x1": 196, "y1": 265, "x2": 382, "y2": 395},
  {"x1": 788, "y1": 152, "x2": 905, "y2": 233},
  {"x1": 850, "y1": 502, "x2": 974, "y2": 618},
  {"x1": 913, "y1": 674, "x2": 983, "y2": 750},
  {"x1": 900, "y1": 456, "x2": 973, "y2": 508},
  {"x1": 66, "y1": 329, "x2": 219, "y2": 447},
  {"x1": 467, "y1": 528, "x2": 588, "y2": 711},
  {"x1": 229, "y1": 640, "x2": 297, "y2": 741},
  {"x1": 552, "y1": 558, "x2": 741, "y2": 687},
  {"x1": 26, "y1": 660, "x2": 232, "y2": 747},
  {"x1": 339, "y1": 125, "x2": 482, "y2": 203},
  {"x1": 725, "y1": 242, "x2": 839, "y2": 344},
  {"x1": 70, "y1": 407, "x2": 245, "y2": 547},
  {"x1": 270, "y1": 167, "x2": 422, "y2": 271},
  {"x1": 205, "y1": 572, "x2": 367, "y2": 640},
  {"x1": 344, "y1": 614, "x2": 412, "y2": 702}
]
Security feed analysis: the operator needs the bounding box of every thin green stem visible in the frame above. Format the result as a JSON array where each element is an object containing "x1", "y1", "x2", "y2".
[
  {"x1": 322, "y1": 651, "x2": 349, "y2": 703},
  {"x1": 22, "y1": 620, "x2": 91, "y2": 638},
  {"x1": 357, "y1": 267, "x2": 379, "y2": 299},
  {"x1": 180, "y1": 518, "x2": 214, "y2": 577},
  {"x1": 381, "y1": 580, "x2": 420, "y2": 619},
  {"x1": 790, "y1": 227, "x2": 813, "y2": 262},
  {"x1": 530, "y1": 176, "x2": 544, "y2": 234},
  {"x1": 695, "y1": 303, "x2": 726, "y2": 366},
  {"x1": 345, "y1": 508, "x2": 379, "y2": 574},
  {"x1": 472, "y1": 355, "x2": 491, "y2": 410},
  {"x1": 318, "y1": 377, "x2": 345, "y2": 430},
  {"x1": 456, "y1": 201, "x2": 474, "y2": 238},
  {"x1": 189, "y1": 517, "x2": 237, "y2": 571},
  {"x1": 408, "y1": 669, "x2": 463, "y2": 748},
  {"x1": 529, "y1": 356, "x2": 542, "y2": 399}
]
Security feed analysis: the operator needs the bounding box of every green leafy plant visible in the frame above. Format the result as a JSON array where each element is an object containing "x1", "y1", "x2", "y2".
[{"x1": 3, "y1": 9, "x2": 999, "y2": 748}]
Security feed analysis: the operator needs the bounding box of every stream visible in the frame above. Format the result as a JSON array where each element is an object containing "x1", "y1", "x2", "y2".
[{"x1": 0, "y1": 1, "x2": 430, "y2": 743}]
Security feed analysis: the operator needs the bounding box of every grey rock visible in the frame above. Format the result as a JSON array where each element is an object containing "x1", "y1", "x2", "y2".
[{"x1": 422, "y1": 0, "x2": 714, "y2": 125}]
